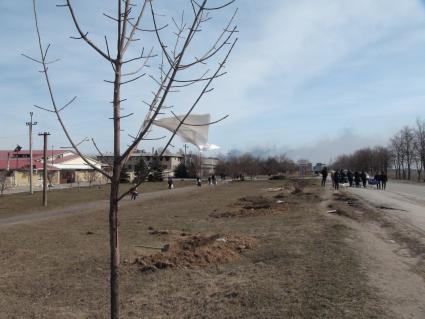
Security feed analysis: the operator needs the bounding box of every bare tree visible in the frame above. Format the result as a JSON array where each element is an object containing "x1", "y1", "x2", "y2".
[
  {"x1": 389, "y1": 122, "x2": 425, "y2": 182},
  {"x1": 414, "y1": 118, "x2": 425, "y2": 182},
  {"x1": 390, "y1": 133, "x2": 405, "y2": 179},
  {"x1": 277, "y1": 154, "x2": 297, "y2": 174},
  {"x1": 215, "y1": 153, "x2": 297, "y2": 179},
  {"x1": 238, "y1": 153, "x2": 259, "y2": 179},
  {"x1": 332, "y1": 146, "x2": 391, "y2": 174},
  {"x1": 399, "y1": 126, "x2": 415, "y2": 180},
  {"x1": 25, "y1": 1, "x2": 238, "y2": 318}
]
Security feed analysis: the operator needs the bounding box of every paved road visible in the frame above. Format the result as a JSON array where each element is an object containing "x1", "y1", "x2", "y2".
[{"x1": 346, "y1": 181, "x2": 425, "y2": 233}]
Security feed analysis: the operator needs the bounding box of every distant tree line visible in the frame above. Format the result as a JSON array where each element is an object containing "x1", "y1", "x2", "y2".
[
  {"x1": 214, "y1": 153, "x2": 297, "y2": 178},
  {"x1": 332, "y1": 119, "x2": 425, "y2": 182},
  {"x1": 331, "y1": 146, "x2": 391, "y2": 175},
  {"x1": 389, "y1": 119, "x2": 425, "y2": 181}
]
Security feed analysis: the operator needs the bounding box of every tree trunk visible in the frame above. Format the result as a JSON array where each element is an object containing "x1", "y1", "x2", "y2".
[
  {"x1": 109, "y1": 177, "x2": 120, "y2": 319},
  {"x1": 407, "y1": 163, "x2": 411, "y2": 180},
  {"x1": 110, "y1": 56, "x2": 122, "y2": 318}
]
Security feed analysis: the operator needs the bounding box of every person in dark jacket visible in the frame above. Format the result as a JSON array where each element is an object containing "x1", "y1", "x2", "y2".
[
  {"x1": 333, "y1": 170, "x2": 340, "y2": 190},
  {"x1": 131, "y1": 188, "x2": 139, "y2": 200},
  {"x1": 340, "y1": 170, "x2": 347, "y2": 184},
  {"x1": 361, "y1": 170, "x2": 367, "y2": 188},
  {"x1": 321, "y1": 167, "x2": 328, "y2": 187},
  {"x1": 354, "y1": 171, "x2": 360, "y2": 187},
  {"x1": 347, "y1": 170, "x2": 353, "y2": 187},
  {"x1": 168, "y1": 176, "x2": 174, "y2": 189},
  {"x1": 374, "y1": 173, "x2": 381, "y2": 190},
  {"x1": 381, "y1": 171, "x2": 388, "y2": 190}
]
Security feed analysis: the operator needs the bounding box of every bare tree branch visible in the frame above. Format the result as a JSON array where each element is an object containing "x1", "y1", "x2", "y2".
[
  {"x1": 159, "y1": 38, "x2": 237, "y2": 157},
  {"x1": 63, "y1": 0, "x2": 114, "y2": 62},
  {"x1": 123, "y1": 0, "x2": 149, "y2": 53},
  {"x1": 92, "y1": 138, "x2": 113, "y2": 168},
  {"x1": 192, "y1": 0, "x2": 236, "y2": 11},
  {"x1": 31, "y1": 0, "x2": 112, "y2": 180}
]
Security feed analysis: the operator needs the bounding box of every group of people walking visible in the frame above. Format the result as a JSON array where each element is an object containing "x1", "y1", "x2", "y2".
[
  {"x1": 320, "y1": 167, "x2": 388, "y2": 191},
  {"x1": 197, "y1": 174, "x2": 217, "y2": 187}
]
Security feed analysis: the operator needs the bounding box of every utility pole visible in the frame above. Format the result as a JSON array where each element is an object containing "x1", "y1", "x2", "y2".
[
  {"x1": 51, "y1": 144, "x2": 54, "y2": 189},
  {"x1": 38, "y1": 132, "x2": 50, "y2": 207},
  {"x1": 26, "y1": 112, "x2": 37, "y2": 194},
  {"x1": 183, "y1": 144, "x2": 188, "y2": 166}
]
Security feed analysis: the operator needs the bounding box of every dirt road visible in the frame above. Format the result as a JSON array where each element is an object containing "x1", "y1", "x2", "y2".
[
  {"x1": 323, "y1": 187, "x2": 425, "y2": 319},
  {"x1": 346, "y1": 181, "x2": 425, "y2": 233}
]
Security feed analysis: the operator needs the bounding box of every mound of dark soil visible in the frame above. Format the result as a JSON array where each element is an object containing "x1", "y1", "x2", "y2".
[
  {"x1": 239, "y1": 196, "x2": 272, "y2": 209},
  {"x1": 134, "y1": 234, "x2": 256, "y2": 272}
]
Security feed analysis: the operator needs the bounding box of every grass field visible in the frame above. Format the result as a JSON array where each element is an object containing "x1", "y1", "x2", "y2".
[
  {"x1": 0, "y1": 179, "x2": 389, "y2": 318},
  {"x1": 0, "y1": 180, "x2": 194, "y2": 218}
]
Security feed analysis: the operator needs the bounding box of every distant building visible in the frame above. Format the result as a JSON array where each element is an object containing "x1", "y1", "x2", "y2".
[
  {"x1": 100, "y1": 149, "x2": 184, "y2": 180},
  {"x1": 98, "y1": 150, "x2": 219, "y2": 180},
  {"x1": 201, "y1": 156, "x2": 219, "y2": 177},
  {"x1": 0, "y1": 149, "x2": 106, "y2": 187},
  {"x1": 183, "y1": 153, "x2": 219, "y2": 177},
  {"x1": 297, "y1": 159, "x2": 313, "y2": 177}
]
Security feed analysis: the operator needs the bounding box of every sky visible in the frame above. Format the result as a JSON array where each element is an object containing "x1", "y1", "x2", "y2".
[{"x1": 1, "y1": 0, "x2": 425, "y2": 163}]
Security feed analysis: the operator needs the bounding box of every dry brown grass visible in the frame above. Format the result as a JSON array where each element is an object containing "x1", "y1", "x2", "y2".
[
  {"x1": 0, "y1": 180, "x2": 193, "y2": 218},
  {"x1": 0, "y1": 179, "x2": 389, "y2": 318}
]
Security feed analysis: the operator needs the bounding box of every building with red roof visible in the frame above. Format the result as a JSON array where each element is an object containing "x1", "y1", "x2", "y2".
[{"x1": 0, "y1": 149, "x2": 107, "y2": 188}]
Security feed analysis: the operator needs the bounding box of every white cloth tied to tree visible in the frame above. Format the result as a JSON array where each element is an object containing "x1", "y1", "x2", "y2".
[
  {"x1": 199, "y1": 143, "x2": 220, "y2": 151},
  {"x1": 153, "y1": 114, "x2": 219, "y2": 151}
]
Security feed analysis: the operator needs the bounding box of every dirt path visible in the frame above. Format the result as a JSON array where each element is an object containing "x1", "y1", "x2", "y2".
[
  {"x1": 323, "y1": 189, "x2": 425, "y2": 319},
  {"x1": 0, "y1": 185, "x2": 200, "y2": 226}
]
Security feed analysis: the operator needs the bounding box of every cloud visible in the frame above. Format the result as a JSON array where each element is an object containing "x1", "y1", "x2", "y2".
[
  {"x1": 226, "y1": 128, "x2": 388, "y2": 164},
  {"x1": 203, "y1": 0, "x2": 425, "y2": 117}
]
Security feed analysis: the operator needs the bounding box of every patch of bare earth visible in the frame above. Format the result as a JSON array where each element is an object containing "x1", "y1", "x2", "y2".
[
  {"x1": 209, "y1": 181, "x2": 321, "y2": 219},
  {"x1": 134, "y1": 232, "x2": 257, "y2": 272},
  {"x1": 209, "y1": 195, "x2": 280, "y2": 218}
]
